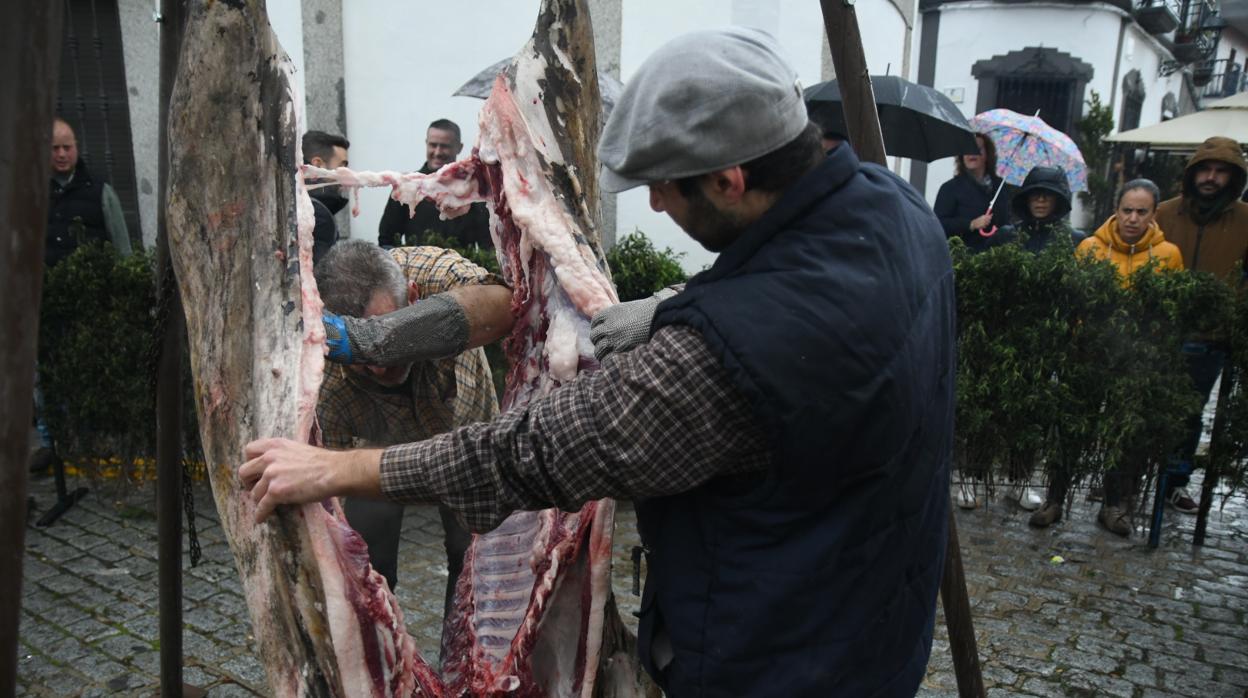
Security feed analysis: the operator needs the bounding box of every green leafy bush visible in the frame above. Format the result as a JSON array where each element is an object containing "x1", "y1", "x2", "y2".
[
  {"x1": 605, "y1": 230, "x2": 687, "y2": 302},
  {"x1": 1075, "y1": 91, "x2": 1117, "y2": 226},
  {"x1": 953, "y1": 235, "x2": 1243, "y2": 500},
  {"x1": 38, "y1": 243, "x2": 157, "y2": 469}
]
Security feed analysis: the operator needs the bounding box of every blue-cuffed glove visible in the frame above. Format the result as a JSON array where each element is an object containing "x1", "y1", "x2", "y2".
[{"x1": 323, "y1": 312, "x2": 353, "y2": 363}]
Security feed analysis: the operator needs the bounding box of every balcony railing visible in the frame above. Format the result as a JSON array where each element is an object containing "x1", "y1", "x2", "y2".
[{"x1": 1195, "y1": 58, "x2": 1246, "y2": 100}]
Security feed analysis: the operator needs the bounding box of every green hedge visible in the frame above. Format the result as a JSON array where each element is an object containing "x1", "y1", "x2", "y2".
[
  {"x1": 952, "y1": 234, "x2": 1246, "y2": 499},
  {"x1": 39, "y1": 243, "x2": 158, "y2": 466},
  {"x1": 605, "y1": 231, "x2": 687, "y2": 302},
  {"x1": 39, "y1": 235, "x2": 1248, "y2": 498}
]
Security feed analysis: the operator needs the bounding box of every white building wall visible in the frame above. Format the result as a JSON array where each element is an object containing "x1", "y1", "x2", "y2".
[
  {"x1": 118, "y1": 0, "x2": 160, "y2": 248},
  {"x1": 1117, "y1": 23, "x2": 1186, "y2": 126},
  {"x1": 321, "y1": 0, "x2": 907, "y2": 273},
  {"x1": 921, "y1": 1, "x2": 1183, "y2": 228}
]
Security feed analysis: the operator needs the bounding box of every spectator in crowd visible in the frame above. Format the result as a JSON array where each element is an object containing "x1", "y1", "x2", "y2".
[
  {"x1": 975, "y1": 166, "x2": 1088, "y2": 513},
  {"x1": 1154, "y1": 136, "x2": 1248, "y2": 514},
  {"x1": 47, "y1": 117, "x2": 131, "y2": 267},
  {"x1": 1009, "y1": 166, "x2": 1086, "y2": 252},
  {"x1": 377, "y1": 119, "x2": 492, "y2": 249},
  {"x1": 35, "y1": 117, "x2": 134, "y2": 472},
  {"x1": 314, "y1": 240, "x2": 512, "y2": 630},
  {"x1": 302, "y1": 130, "x2": 350, "y2": 264},
  {"x1": 1030, "y1": 179, "x2": 1182, "y2": 536},
  {"x1": 1076, "y1": 179, "x2": 1183, "y2": 280},
  {"x1": 934, "y1": 133, "x2": 1012, "y2": 253}
]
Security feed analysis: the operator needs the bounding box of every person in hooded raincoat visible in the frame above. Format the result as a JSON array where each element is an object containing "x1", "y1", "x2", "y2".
[
  {"x1": 1009, "y1": 166, "x2": 1085, "y2": 252},
  {"x1": 1154, "y1": 136, "x2": 1248, "y2": 515}
]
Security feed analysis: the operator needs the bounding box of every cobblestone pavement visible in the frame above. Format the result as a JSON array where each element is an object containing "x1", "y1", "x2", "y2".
[{"x1": 16, "y1": 470, "x2": 1248, "y2": 697}]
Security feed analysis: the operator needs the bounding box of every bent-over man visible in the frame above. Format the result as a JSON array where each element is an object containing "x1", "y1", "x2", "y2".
[{"x1": 316, "y1": 241, "x2": 512, "y2": 622}]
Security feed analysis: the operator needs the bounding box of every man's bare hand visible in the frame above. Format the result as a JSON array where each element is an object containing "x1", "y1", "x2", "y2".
[{"x1": 239, "y1": 438, "x2": 383, "y2": 523}]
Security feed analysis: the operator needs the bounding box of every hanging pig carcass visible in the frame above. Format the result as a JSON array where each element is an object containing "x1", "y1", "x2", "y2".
[{"x1": 167, "y1": 0, "x2": 651, "y2": 695}]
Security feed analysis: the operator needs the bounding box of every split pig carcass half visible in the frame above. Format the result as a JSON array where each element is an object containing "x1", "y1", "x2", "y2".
[{"x1": 167, "y1": 0, "x2": 651, "y2": 696}]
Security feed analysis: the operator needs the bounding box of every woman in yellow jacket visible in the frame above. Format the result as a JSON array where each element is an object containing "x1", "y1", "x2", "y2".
[
  {"x1": 1076, "y1": 179, "x2": 1184, "y2": 282},
  {"x1": 1051, "y1": 179, "x2": 1184, "y2": 536}
]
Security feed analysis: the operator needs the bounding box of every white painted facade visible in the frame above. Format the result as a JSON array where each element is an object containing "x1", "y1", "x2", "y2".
[
  {"x1": 921, "y1": 1, "x2": 1189, "y2": 227},
  {"x1": 264, "y1": 0, "x2": 912, "y2": 273},
  {"x1": 127, "y1": 0, "x2": 1235, "y2": 259}
]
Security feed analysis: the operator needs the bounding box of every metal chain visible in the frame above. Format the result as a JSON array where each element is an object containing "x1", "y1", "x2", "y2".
[
  {"x1": 182, "y1": 460, "x2": 202, "y2": 566},
  {"x1": 148, "y1": 260, "x2": 202, "y2": 567}
]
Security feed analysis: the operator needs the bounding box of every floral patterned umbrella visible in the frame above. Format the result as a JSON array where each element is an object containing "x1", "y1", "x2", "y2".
[{"x1": 969, "y1": 109, "x2": 1088, "y2": 193}]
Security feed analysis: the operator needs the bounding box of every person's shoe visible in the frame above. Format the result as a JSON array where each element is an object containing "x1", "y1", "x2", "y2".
[
  {"x1": 1098, "y1": 505, "x2": 1131, "y2": 537},
  {"x1": 1167, "y1": 487, "x2": 1199, "y2": 514},
  {"x1": 1029, "y1": 502, "x2": 1062, "y2": 528},
  {"x1": 28, "y1": 447, "x2": 55, "y2": 474},
  {"x1": 955, "y1": 482, "x2": 978, "y2": 510},
  {"x1": 1006, "y1": 483, "x2": 1044, "y2": 511}
]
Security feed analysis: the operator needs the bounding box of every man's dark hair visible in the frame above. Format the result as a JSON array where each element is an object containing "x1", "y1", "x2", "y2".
[
  {"x1": 1117, "y1": 178, "x2": 1161, "y2": 210},
  {"x1": 428, "y1": 118, "x2": 462, "y2": 143},
  {"x1": 314, "y1": 240, "x2": 406, "y2": 317},
  {"x1": 675, "y1": 121, "x2": 824, "y2": 198},
  {"x1": 302, "y1": 130, "x2": 349, "y2": 165}
]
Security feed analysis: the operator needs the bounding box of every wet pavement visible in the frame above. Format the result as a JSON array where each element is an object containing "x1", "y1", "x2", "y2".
[{"x1": 15, "y1": 469, "x2": 1248, "y2": 697}]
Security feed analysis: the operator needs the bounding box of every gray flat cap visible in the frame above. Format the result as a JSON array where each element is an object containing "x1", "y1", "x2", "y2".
[{"x1": 597, "y1": 27, "x2": 808, "y2": 193}]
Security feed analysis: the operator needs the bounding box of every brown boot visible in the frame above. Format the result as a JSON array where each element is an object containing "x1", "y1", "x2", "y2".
[
  {"x1": 1029, "y1": 502, "x2": 1062, "y2": 528},
  {"x1": 1097, "y1": 505, "x2": 1131, "y2": 537}
]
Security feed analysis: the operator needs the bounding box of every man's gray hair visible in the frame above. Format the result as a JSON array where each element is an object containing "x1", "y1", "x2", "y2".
[
  {"x1": 1117, "y1": 178, "x2": 1161, "y2": 209},
  {"x1": 314, "y1": 240, "x2": 406, "y2": 316}
]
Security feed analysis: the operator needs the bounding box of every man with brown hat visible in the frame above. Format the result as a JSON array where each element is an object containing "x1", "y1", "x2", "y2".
[{"x1": 1155, "y1": 136, "x2": 1248, "y2": 513}]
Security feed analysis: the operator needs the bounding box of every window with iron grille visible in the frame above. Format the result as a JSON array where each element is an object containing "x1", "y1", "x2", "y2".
[
  {"x1": 1120, "y1": 69, "x2": 1145, "y2": 132},
  {"x1": 972, "y1": 47, "x2": 1095, "y2": 135},
  {"x1": 55, "y1": 0, "x2": 141, "y2": 248}
]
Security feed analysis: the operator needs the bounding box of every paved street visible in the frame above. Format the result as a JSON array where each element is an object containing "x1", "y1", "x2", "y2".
[{"x1": 15, "y1": 469, "x2": 1248, "y2": 697}]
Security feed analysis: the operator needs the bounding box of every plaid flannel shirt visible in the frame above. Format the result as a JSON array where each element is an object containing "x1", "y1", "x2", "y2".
[
  {"x1": 379, "y1": 324, "x2": 771, "y2": 532},
  {"x1": 317, "y1": 246, "x2": 502, "y2": 450}
]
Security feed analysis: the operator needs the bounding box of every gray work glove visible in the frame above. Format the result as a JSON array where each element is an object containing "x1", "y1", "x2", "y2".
[
  {"x1": 590, "y1": 286, "x2": 680, "y2": 362},
  {"x1": 321, "y1": 293, "x2": 469, "y2": 366}
]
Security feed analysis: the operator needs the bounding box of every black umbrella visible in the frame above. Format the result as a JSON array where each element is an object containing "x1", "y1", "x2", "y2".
[
  {"x1": 804, "y1": 76, "x2": 980, "y2": 162},
  {"x1": 454, "y1": 58, "x2": 624, "y2": 117}
]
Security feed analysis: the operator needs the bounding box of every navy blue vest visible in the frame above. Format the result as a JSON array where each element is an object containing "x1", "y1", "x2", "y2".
[
  {"x1": 639, "y1": 145, "x2": 955, "y2": 696},
  {"x1": 48, "y1": 160, "x2": 110, "y2": 267}
]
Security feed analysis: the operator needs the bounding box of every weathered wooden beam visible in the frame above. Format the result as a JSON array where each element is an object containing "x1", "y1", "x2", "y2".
[
  {"x1": 818, "y1": 0, "x2": 887, "y2": 166},
  {"x1": 819, "y1": 2, "x2": 985, "y2": 696},
  {"x1": 0, "y1": 2, "x2": 64, "y2": 694}
]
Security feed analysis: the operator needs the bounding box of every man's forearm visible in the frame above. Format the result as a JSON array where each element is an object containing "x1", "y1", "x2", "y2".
[
  {"x1": 336, "y1": 448, "x2": 385, "y2": 500},
  {"x1": 342, "y1": 285, "x2": 514, "y2": 366}
]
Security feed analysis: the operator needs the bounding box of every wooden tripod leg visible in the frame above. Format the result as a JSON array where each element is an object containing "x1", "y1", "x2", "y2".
[{"x1": 940, "y1": 510, "x2": 986, "y2": 698}]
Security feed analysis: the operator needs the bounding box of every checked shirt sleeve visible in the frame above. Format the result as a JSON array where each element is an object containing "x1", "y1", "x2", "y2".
[{"x1": 379, "y1": 324, "x2": 771, "y2": 532}]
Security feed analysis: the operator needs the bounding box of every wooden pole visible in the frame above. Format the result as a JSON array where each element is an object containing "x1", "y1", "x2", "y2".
[
  {"x1": 938, "y1": 513, "x2": 986, "y2": 697},
  {"x1": 1194, "y1": 366, "x2": 1235, "y2": 546},
  {"x1": 818, "y1": 0, "x2": 887, "y2": 167},
  {"x1": 0, "y1": 2, "x2": 64, "y2": 694},
  {"x1": 818, "y1": 2, "x2": 985, "y2": 695},
  {"x1": 155, "y1": 3, "x2": 201, "y2": 697}
]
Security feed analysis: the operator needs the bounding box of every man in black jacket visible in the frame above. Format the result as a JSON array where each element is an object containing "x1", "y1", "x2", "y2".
[
  {"x1": 302, "y1": 130, "x2": 350, "y2": 264},
  {"x1": 47, "y1": 117, "x2": 132, "y2": 267},
  {"x1": 376, "y1": 119, "x2": 492, "y2": 249}
]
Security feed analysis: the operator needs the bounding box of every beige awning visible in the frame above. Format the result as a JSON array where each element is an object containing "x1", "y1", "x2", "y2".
[{"x1": 1106, "y1": 93, "x2": 1248, "y2": 150}]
